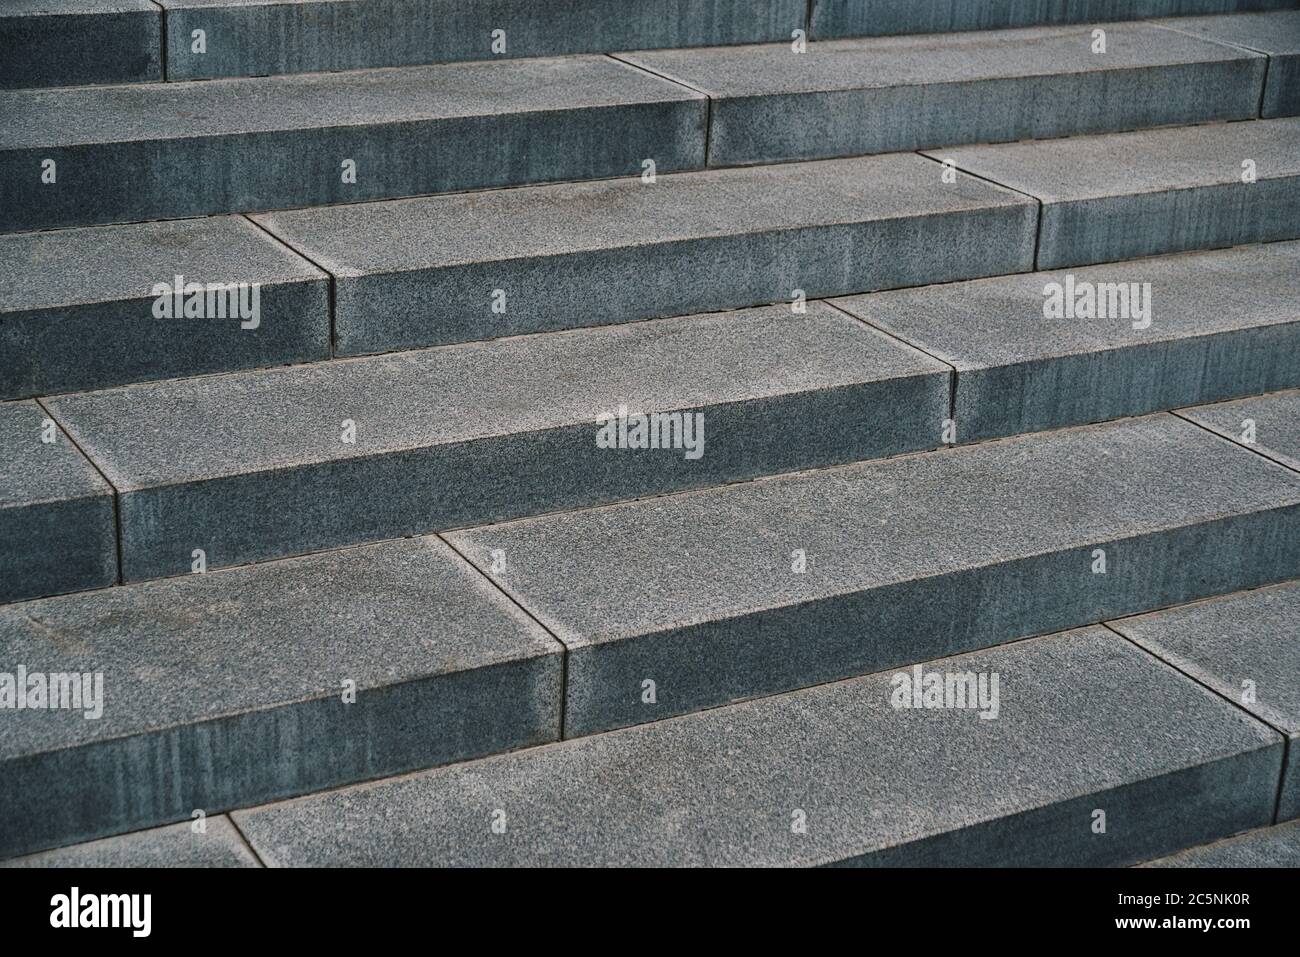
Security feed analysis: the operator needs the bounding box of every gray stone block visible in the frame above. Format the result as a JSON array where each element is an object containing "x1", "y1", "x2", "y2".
[
  {"x1": 448, "y1": 414, "x2": 1300, "y2": 735},
  {"x1": 1158, "y1": 11, "x2": 1300, "y2": 117},
  {"x1": 620, "y1": 23, "x2": 1265, "y2": 165},
  {"x1": 0, "y1": 217, "x2": 329, "y2": 400},
  {"x1": 1179, "y1": 387, "x2": 1300, "y2": 471},
  {"x1": 233, "y1": 627, "x2": 1283, "y2": 866},
  {"x1": 0, "y1": 535, "x2": 561, "y2": 858},
  {"x1": 44, "y1": 303, "x2": 951, "y2": 581},
  {"x1": 254, "y1": 153, "x2": 1038, "y2": 355},
  {"x1": 1111, "y1": 579, "x2": 1300, "y2": 821},
  {"x1": 0, "y1": 400, "x2": 116, "y2": 605},
  {"x1": 1141, "y1": 819, "x2": 1300, "y2": 866},
  {"x1": 0, "y1": 0, "x2": 161, "y2": 90},
  {"x1": 0, "y1": 56, "x2": 705, "y2": 232},
  {"x1": 931, "y1": 119, "x2": 1300, "y2": 268},
  {"x1": 834, "y1": 241, "x2": 1300, "y2": 441},
  {"x1": 161, "y1": 0, "x2": 805, "y2": 80},
  {"x1": 2, "y1": 816, "x2": 260, "y2": 868},
  {"x1": 810, "y1": 0, "x2": 1297, "y2": 38}
]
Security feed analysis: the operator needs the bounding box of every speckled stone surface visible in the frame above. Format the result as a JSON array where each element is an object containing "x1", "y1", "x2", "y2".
[
  {"x1": 160, "y1": 0, "x2": 804, "y2": 79},
  {"x1": 0, "y1": 0, "x2": 160, "y2": 89},
  {"x1": 1141, "y1": 819, "x2": 1300, "y2": 866},
  {"x1": 0, "y1": 56, "x2": 705, "y2": 231},
  {"x1": 448, "y1": 413, "x2": 1300, "y2": 734},
  {"x1": 1112, "y1": 579, "x2": 1300, "y2": 820},
  {"x1": 254, "y1": 153, "x2": 1038, "y2": 354},
  {"x1": 0, "y1": 535, "x2": 561, "y2": 859},
  {"x1": 44, "y1": 303, "x2": 951, "y2": 580},
  {"x1": 930, "y1": 118, "x2": 1300, "y2": 268},
  {"x1": 621, "y1": 23, "x2": 1265, "y2": 164},
  {"x1": 233, "y1": 627, "x2": 1282, "y2": 867},
  {"x1": 1179, "y1": 388, "x2": 1300, "y2": 471},
  {"x1": 0, "y1": 400, "x2": 116, "y2": 604},
  {"x1": 810, "y1": 0, "x2": 1295, "y2": 38},
  {"x1": 2, "y1": 816, "x2": 261, "y2": 868},
  {"x1": 1159, "y1": 10, "x2": 1300, "y2": 116},
  {"x1": 834, "y1": 241, "x2": 1300, "y2": 440},
  {"x1": 0, "y1": 217, "x2": 329, "y2": 399}
]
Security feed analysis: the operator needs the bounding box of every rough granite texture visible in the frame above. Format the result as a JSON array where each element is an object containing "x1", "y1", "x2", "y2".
[
  {"x1": 2, "y1": 816, "x2": 260, "y2": 868},
  {"x1": 44, "y1": 303, "x2": 951, "y2": 580},
  {"x1": 929, "y1": 118, "x2": 1300, "y2": 267},
  {"x1": 810, "y1": 0, "x2": 1297, "y2": 38},
  {"x1": 160, "y1": 0, "x2": 805, "y2": 79},
  {"x1": 253, "y1": 153, "x2": 1038, "y2": 354},
  {"x1": 0, "y1": 56, "x2": 706, "y2": 231},
  {"x1": 620, "y1": 23, "x2": 1265, "y2": 164},
  {"x1": 448, "y1": 414, "x2": 1300, "y2": 734},
  {"x1": 0, "y1": 217, "x2": 329, "y2": 399},
  {"x1": 1141, "y1": 819, "x2": 1300, "y2": 866},
  {"x1": 0, "y1": 0, "x2": 160, "y2": 89},
  {"x1": 232, "y1": 628, "x2": 1283, "y2": 867},
  {"x1": 0, "y1": 400, "x2": 116, "y2": 604},
  {"x1": 1111, "y1": 580, "x2": 1300, "y2": 820},
  {"x1": 833, "y1": 241, "x2": 1300, "y2": 440},
  {"x1": 1159, "y1": 10, "x2": 1300, "y2": 116},
  {"x1": 0, "y1": 535, "x2": 562, "y2": 858},
  {"x1": 1179, "y1": 388, "x2": 1300, "y2": 471}
]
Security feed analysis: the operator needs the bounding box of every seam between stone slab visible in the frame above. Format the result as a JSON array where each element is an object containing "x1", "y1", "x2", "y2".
[
  {"x1": 29, "y1": 395, "x2": 123, "y2": 585},
  {"x1": 222, "y1": 814, "x2": 266, "y2": 868},
  {"x1": 1171, "y1": 399, "x2": 1300, "y2": 476},
  {"x1": 822, "y1": 298, "x2": 960, "y2": 429},
  {"x1": 240, "y1": 212, "x2": 340, "y2": 356},
  {"x1": 1101, "y1": 620, "x2": 1294, "y2": 824},
  {"x1": 605, "y1": 52, "x2": 716, "y2": 166},
  {"x1": 439, "y1": 532, "x2": 572, "y2": 739},
  {"x1": 60, "y1": 368, "x2": 946, "y2": 491}
]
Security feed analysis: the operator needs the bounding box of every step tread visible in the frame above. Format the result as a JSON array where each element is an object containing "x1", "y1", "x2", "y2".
[
  {"x1": 1180, "y1": 387, "x2": 1300, "y2": 472},
  {"x1": 1, "y1": 400, "x2": 110, "y2": 509},
  {"x1": 231, "y1": 626, "x2": 1282, "y2": 867},
  {"x1": 43, "y1": 302, "x2": 946, "y2": 489},
  {"x1": 1141, "y1": 819, "x2": 1300, "y2": 867},
  {"x1": 930, "y1": 117, "x2": 1300, "y2": 203},
  {"x1": 834, "y1": 241, "x2": 1300, "y2": 439},
  {"x1": 1158, "y1": 9, "x2": 1300, "y2": 55},
  {"x1": 2, "y1": 816, "x2": 260, "y2": 869}
]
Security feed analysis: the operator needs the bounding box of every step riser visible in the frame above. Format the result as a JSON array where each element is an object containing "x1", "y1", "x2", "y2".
[
  {"x1": 560, "y1": 507, "x2": 1300, "y2": 734},
  {"x1": 164, "y1": 0, "x2": 805, "y2": 81},
  {"x1": 0, "y1": 6, "x2": 161, "y2": 90},
  {"x1": 104, "y1": 378, "x2": 947, "y2": 581},
  {"x1": 639, "y1": 52, "x2": 1266, "y2": 167},
  {"x1": 0, "y1": 104, "x2": 705, "y2": 233},
  {"x1": 326, "y1": 209, "x2": 1037, "y2": 355},
  {"x1": 811, "y1": 0, "x2": 1298, "y2": 38}
]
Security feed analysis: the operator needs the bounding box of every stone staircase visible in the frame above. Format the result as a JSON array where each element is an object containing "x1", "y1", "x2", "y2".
[{"x1": 1, "y1": 0, "x2": 1298, "y2": 867}]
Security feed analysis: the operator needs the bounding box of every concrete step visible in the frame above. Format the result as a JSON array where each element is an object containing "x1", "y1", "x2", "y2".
[
  {"x1": 619, "y1": 21, "x2": 1266, "y2": 165},
  {"x1": 0, "y1": 535, "x2": 562, "y2": 858},
  {"x1": 2, "y1": 816, "x2": 260, "y2": 868},
  {"x1": 0, "y1": 0, "x2": 161, "y2": 90},
  {"x1": 160, "y1": 0, "x2": 804, "y2": 80},
  {"x1": 1111, "y1": 579, "x2": 1300, "y2": 821},
  {"x1": 0, "y1": 56, "x2": 705, "y2": 232},
  {"x1": 1159, "y1": 10, "x2": 1300, "y2": 117},
  {"x1": 253, "y1": 153, "x2": 1037, "y2": 356},
  {"x1": 833, "y1": 241, "x2": 1300, "y2": 442},
  {"x1": 42, "y1": 303, "x2": 951, "y2": 582},
  {"x1": 1179, "y1": 386, "x2": 1300, "y2": 471},
  {"x1": 1141, "y1": 818, "x2": 1300, "y2": 866},
  {"x1": 231, "y1": 626, "x2": 1283, "y2": 866},
  {"x1": 0, "y1": 217, "x2": 329, "y2": 400},
  {"x1": 931, "y1": 118, "x2": 1300, "y2": 268},
  {"x1": 810, "y1": 0, "x2": 1297, "y2": 39},
  {"x1": 0, "y1": 400, "x2": 116, "y2": 605},
  {"x1": 445, "y1": 413, "x2": 1300, "y2": 735}
]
